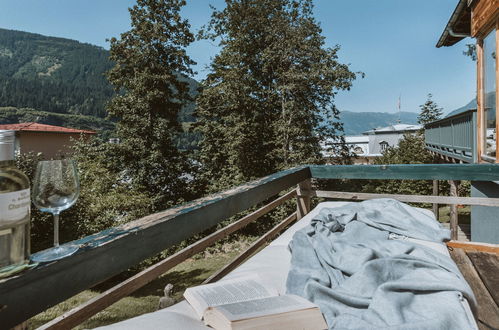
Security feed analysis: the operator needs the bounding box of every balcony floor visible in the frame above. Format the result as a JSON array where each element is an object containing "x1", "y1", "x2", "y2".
[
  {"x1": 449, "y1": 248, "x2": 499, "y2": 330},
  {"x1": 442, "y1": 223, "x2": 470, "y2": 241}
]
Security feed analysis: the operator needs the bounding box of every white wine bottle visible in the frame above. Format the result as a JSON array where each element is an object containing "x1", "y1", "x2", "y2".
[{"x1": 0, "y1": 130, "x2": 30, "y2": 270}]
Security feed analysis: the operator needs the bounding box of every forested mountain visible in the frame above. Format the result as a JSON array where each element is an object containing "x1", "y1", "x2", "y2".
[
  {"x1": 0, "y1": 28, "x2": 425, "y2": 139},
  {"x1": 0, "y1": 28, "x2": 198, "y2": 120},
  {"x1": 0, "y1": 28, "x2": 114, "y2": 117}
]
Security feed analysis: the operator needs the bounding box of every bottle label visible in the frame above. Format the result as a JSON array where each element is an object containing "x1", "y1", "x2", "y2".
[{"x1": 0, "y1": 189, "x2": 30, "y2": 223}]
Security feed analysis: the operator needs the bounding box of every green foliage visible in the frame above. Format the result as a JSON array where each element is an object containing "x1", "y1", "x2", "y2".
[
  {"x1": 0, "y1": 28, "x2": 199, "y2": 131},
  {"x1": 463, "y1": 44, "x2": 477, "y2": 62},
  {"x1": 105, "y1": 0, "x2": 198, "y2": 210},
  {"x1": 66, "y1": 139, "x2": 152, "y2": 237},
  {"x1": 15, "y1": 152, "x2": 52, "y2": 252},
  {"x1": 418, "y1": 94, "x2": 443, "y2": 125},
  {"x1": 15, "y1": 140, "x2": 152, "y2": 253},
  {"x1": 196, "y1": 0, "x2": 357, "y2": 192}
]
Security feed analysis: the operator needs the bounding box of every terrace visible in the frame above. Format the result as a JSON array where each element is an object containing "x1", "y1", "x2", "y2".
[
  {"x1": 425, "y1": 109, "x2": 477, "y2": 163},
  {"x1": 1, "y1": 164, "x2": 498, "y2": 329}
]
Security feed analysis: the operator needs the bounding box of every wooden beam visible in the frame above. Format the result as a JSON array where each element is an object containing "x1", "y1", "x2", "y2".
[
  {"x1": 306, "y1": 190, "x2": 499, "y2": 207},
  {"x1": 36, "y1": 191, "x2": 297, "y2": 330},
  {"x1": 309, "y1": 164, "x2": 499, "y2": 181},
  {"x1": 432, "y1": 180, "x2": 439, "y2": 220},
  {"x1": 496, "y1": 20, "x2": 499, "y2": 164},
  {"x1": 450, "y1": 248, "x2": 499, "y2": 329},
  {"x1": 471, "y1": 0, "x2": 499, "y2": 37},
  {"x1": 0, "y1": 166, "x2": 311, "y2": 329},
  {"x1": 296, "y1": 179, "x2": 311, "y2": 220},
  {"x1": 476, "y1": 38, "x2": 484, "y2": 161},
  {"x1": 449, "y1": 180, "x2": 459, "y2": 241},
  {"x1": 467, "y1": 251, "x2": 499, "y2": 306},
  {"x1": 447, "y1": 241, "x2": 499, "y2": 254},
  {"x1": 203, "y1": 212, "x2": 298, "y2": 285}
]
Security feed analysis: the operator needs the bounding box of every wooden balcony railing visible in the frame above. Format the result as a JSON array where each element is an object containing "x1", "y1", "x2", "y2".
[
  {"x1": 424, "y1": 109, "x2": 477, "y2": 163},
  {"x1": 1, "y1": 164, "x2": 499, "y2": 329}
]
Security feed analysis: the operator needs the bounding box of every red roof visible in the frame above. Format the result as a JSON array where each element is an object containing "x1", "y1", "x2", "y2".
[{"x1": 0, "y1": 122, "x2": 96, "y2": 134}]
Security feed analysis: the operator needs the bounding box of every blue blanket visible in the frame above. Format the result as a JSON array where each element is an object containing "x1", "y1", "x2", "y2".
[{"x1": 286, "y1": 199, "x2": 477, "y2": 330}]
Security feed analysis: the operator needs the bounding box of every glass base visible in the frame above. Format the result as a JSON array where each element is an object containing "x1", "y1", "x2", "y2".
[{"x1": 31, "y1": 245, "x2": 79, "y2": 263}]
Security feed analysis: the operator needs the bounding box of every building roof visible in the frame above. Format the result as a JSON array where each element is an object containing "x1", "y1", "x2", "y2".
[
  {"x1": 363, "y1": 123, "x2": 422, "y2": 135},
  {"x1": 344, "y1": 135, "x2": 369, "y2": 143},
  {"x1": 0, "y1": 122, "x2": 96, "y2": 134},
  {"x1": 436, "y1": 0, "x2": 471, "y2": 48}
]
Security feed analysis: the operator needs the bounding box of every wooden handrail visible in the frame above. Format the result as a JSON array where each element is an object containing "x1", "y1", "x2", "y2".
[
  {"x1": 0, "y1": 166, "x2": 310, "y2": 329},
  {"x1": 203, "y1": 211, "x2": 298, "y2": 284},
  {"x1": 305, "y1": 190, "x2": 499, "y2": 207},
  {"x1": 1, "y1": 163, "x2": 498, "y2": 328},
  {"x1": 309, "y1": 164, "x2": 499, "y2": 181},
  {"x1": 37, "y1": 190, "x2": 298, "y2": 330}
]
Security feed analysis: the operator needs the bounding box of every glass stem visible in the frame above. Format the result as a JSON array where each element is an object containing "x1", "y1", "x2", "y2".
[{"x1": 54, "y1": 213, "x2": 60, "y2": 248}]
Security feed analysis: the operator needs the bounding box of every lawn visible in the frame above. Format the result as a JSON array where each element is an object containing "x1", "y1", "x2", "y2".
[
  {"x1": 437, "y1": 205, "x2": 471, "y2": 224},
  {"x1": 28, "y1": 239, "x2": 254, "y2": 329}
]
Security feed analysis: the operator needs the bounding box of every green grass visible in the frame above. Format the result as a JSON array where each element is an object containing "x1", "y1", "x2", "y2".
[
  {"x1": 28, "y1": 240, "x2": 254, "y2": 329},
  {"x1": 437, "y1": 205, "x2": 471, "y2": 224}
]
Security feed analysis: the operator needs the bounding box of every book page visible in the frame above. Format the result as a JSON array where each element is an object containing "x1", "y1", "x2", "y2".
[
  {"x1": 209, "y1": 294, "x2": 317, "y2": 321},
  {"x1": 184, "y1": 275, "x2": 278, "y2": 318}
]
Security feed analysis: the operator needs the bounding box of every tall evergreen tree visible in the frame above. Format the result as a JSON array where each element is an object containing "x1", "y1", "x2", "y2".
[
  {"x1": 196, "y1": 0, "x2": 357, "y2": 192},
  {"x1": 418, "y1": 93, "x2": 443, "y2": 125},
  {"x1": 106, "y1": 0, "x2": 195, "y2": 209}
]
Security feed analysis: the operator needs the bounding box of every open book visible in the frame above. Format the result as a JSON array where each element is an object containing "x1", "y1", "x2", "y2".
[{"x1": 184, "y1": 275, "x2": 327, "y2": 330}]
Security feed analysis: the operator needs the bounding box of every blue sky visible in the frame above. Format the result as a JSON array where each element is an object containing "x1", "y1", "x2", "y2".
[{"x1": 0, "y1": 0, "x2": 476, "y2": 114}]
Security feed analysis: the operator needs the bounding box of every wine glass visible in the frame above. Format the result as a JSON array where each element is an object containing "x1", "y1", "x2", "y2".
[{"x1": 31, "y1": 159, "x2": 80, "y2": 262}]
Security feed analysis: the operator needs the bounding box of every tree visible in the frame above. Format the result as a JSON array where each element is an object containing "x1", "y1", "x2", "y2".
[
  {"x1": 418, "y1": 94, "x2": 443, "y2": 125},
  {"x1": 196, "y1": 0, "x2": 357, "y2": 192},
  {"x1": 463, "y1": 44, "x2": 476, "y2": 61},
  {"x1": 105, "y1": 0, "x2": 196, "y2": 209}
]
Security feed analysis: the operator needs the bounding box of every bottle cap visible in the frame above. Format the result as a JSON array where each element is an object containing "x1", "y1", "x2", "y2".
[{"x1": 0, "y1": 130, "x2": 16, "y2": 162}]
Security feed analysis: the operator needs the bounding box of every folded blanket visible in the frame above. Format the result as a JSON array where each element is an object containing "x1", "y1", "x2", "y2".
[{"x1": 286, "y1": 199, "x2": 476, "y2": 330}]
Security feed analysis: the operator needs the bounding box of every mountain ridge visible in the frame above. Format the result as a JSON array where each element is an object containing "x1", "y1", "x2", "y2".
[
  {"x1": 0, "y1": 28, "x2": 473, "y2": 136},
  {"x1": 339, "y1": 111, "x2": 419, "y2": 135}
]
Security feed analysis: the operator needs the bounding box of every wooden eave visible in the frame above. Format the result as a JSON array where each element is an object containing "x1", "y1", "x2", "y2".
[{"x1": 436, "y1": 0, "x2": 472, "y2": 48}]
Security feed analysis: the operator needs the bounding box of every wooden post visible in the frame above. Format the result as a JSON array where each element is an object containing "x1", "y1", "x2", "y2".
[
  {"x1": 12, "y1": 322, "x2": 27, "y2": 330},
  {"x1": 449, "y1": 180, "x2": 459, "y2": 240},
  {"x1": 432, "y1": 180, "x2": 439, "y2": 220},
  {"x1": 476, "y1": 39, "x2": 484, "y2": 160},
  {"x1": 296, "y1": 179, "x2": 312, "y2": 220}
]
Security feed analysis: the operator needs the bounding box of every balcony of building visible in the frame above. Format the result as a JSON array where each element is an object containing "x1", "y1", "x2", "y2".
[
  {"x1": 424, "y1": 109, "x2": 477, "y2": 163},
  {"x1": 1, "y1": 164, "x2": 498, "y2": 329}
]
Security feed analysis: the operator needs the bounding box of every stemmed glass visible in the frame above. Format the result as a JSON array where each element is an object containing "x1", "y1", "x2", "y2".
[{"x1": 31, "y1": 159, "x2": 80, "y2": 262}]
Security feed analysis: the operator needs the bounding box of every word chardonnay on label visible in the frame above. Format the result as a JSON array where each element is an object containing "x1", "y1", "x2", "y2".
[{"x1": 0, "y1": 130, "x2": 30, "y2": 270}]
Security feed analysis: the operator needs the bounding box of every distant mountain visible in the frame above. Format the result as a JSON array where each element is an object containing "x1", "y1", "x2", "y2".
[
  {"x1": 338, "y1": 111, "x2": 419, "y2": 135},
  {"x1": 0, "y1": 29, "x2": 425, "y2": 141},
  {"x1": 0, "y1": 28, "x2": 198, "y2": 120},
  {"x1": 0, "y1": 28, "x2": 114, "y2": 117},
  {"x1": 445, "y1": 92, "x2": 495, "y2": 117}
]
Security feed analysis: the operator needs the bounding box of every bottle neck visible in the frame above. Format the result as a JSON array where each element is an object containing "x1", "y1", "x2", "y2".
[{"x1": 0, "y1": 142, "x2": 15, "y2": 162}]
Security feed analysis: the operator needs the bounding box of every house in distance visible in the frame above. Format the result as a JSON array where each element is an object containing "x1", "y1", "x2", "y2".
[
  {"x1": 0, "y1": 122, "x2": 95, "y2": 159},
  {"x1": 325, "y1": 123, "x2": 422, "y2": 164}
]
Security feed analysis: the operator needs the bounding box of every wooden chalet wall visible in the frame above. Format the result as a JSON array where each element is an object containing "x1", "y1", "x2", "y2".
[{"x1": 468, "y1": 0, "x2": 499, "y2": 244}]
